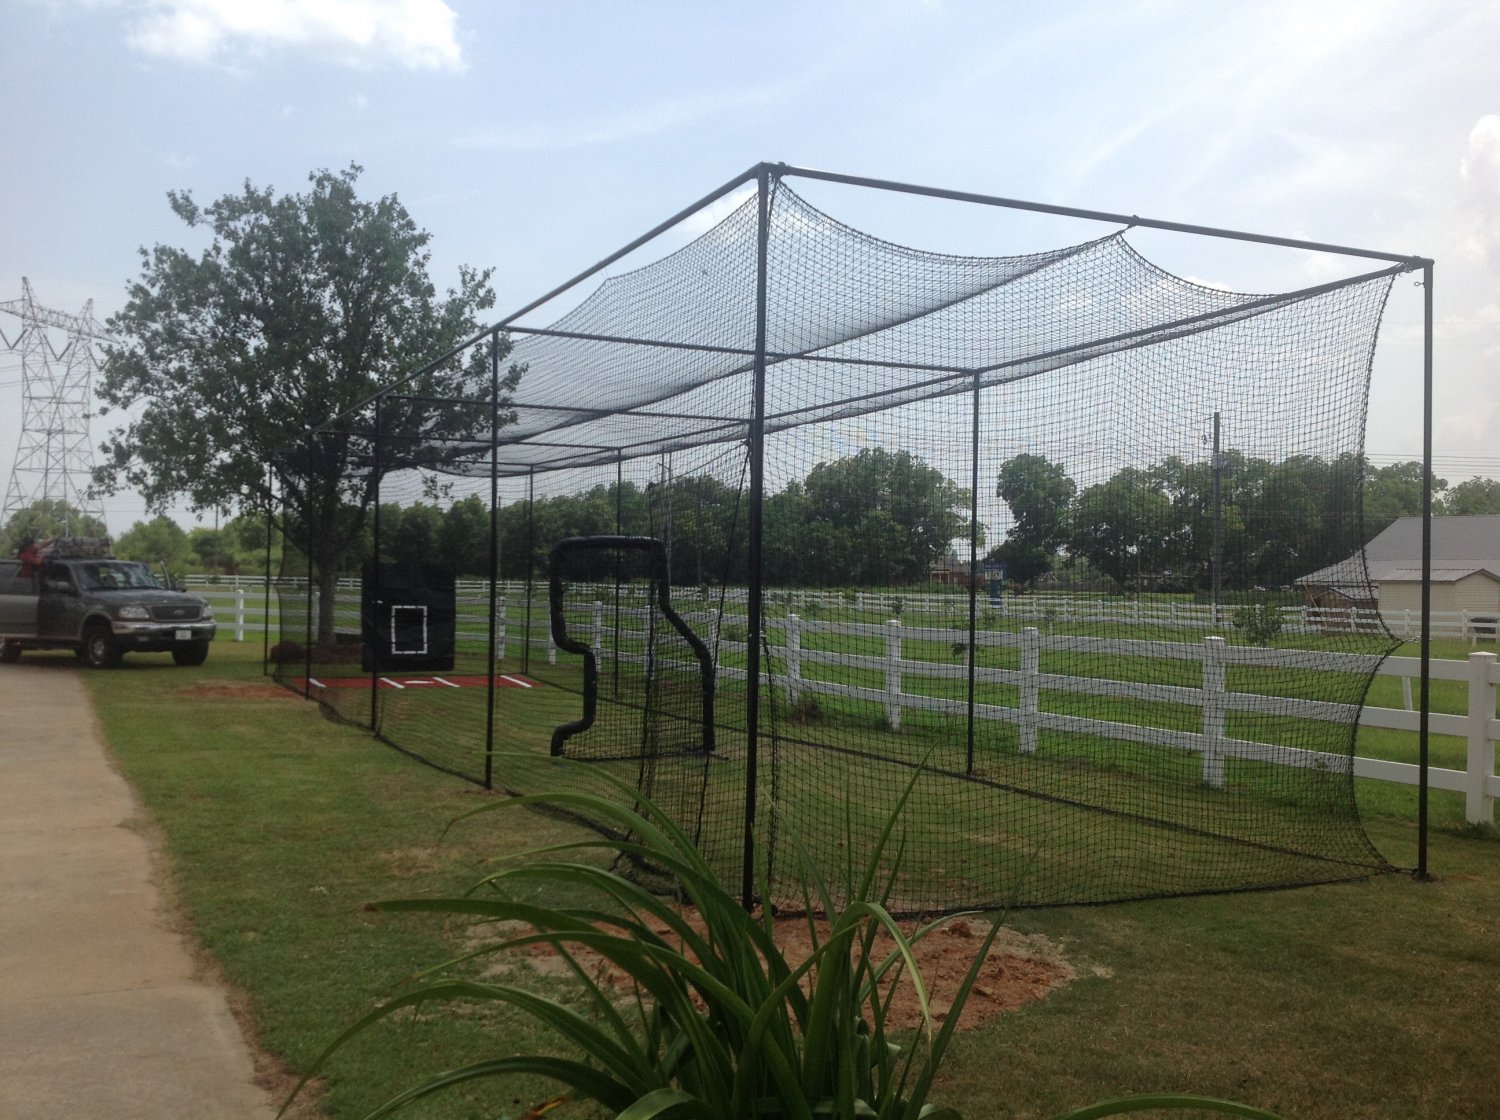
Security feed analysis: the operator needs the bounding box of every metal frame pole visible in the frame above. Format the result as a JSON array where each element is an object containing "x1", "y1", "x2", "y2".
[
  {"x1": 1211, "y1": 412, "x2": 1224, "y2": 625},
  {"x1": 614, "y1": 452, "x2": 624, "y2": 697},
  {"x1": 370, "y1": 395, "x2": 382, "y2": 731},
  {"x1": 1418, "y1": 263, "x2": 1434, "y2": 880},
  {"x1": 741, "y1": 164, "x2": 773, "y2": 910},
  {"x1": 485, "y1": 334, "x2": 502, "y2": 790},
  {"x1": 302, "y1": 432, "x2": 314, "y2": 700},
  {"x1": 262, "y1": 464, "x2": 274, "y2": 676},
  {"x1": 524, "y1": 468, "x2": 535, "y2": 674},
  {"x1": 966, "y1": 373, "x2": 981, "y2": 774}
]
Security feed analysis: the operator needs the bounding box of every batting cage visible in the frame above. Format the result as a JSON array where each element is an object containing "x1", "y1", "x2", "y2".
[{"x1": 268, "y1": 162, "x2": 1435, "y2": 913}]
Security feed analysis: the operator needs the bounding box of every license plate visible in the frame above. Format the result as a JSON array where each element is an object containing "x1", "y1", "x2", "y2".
[{"x1": 175, "y1": 629, "x2": 192, "y2": 641}]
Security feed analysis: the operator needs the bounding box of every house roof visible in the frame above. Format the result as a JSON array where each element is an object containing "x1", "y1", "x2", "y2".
[
  {"x1": 1297, "y1": 515, "x2": 1500, "y2": 586},
  {"x1": 1379, "y1": 566, "x2": 1500, "y2": 584}
]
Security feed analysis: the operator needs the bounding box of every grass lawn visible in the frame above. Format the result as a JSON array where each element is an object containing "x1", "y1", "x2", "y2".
[{"x1": 80, "y1": 640, "x2": 1500, "y2": 1119}]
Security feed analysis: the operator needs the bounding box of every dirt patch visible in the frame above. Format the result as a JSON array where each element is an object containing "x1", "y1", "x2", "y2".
[
  {"x1": 480, "y1": 910, "x2": 1083, "y2": 1031},
  {"x1": 176, "y1": 680, "x2": 294, "y2": 702}
]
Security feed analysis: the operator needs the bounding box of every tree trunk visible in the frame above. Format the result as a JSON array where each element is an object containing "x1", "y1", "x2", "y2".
[{"x1": 316, "y1": 563, "x2": 340, "y2": 648}]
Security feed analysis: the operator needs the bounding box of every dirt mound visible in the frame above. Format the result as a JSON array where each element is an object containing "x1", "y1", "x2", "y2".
[{"x1": 487, "y1": 910, "x2": 1081, "y2": 1031}]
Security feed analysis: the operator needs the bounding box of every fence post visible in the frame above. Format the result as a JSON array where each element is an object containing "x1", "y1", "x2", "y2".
[
  {"x1": 885, "y1": 619, "x2": 902, "y2": 730},
  {"x1": 496, "y1": 598, "x2": 507, "y2": 662},
  {"x1": 235, "y1": 588, "x2": 245, "y2": 642},
  {"x1": 1201, "y1": 636, "x2": 1227, "y2": 787},
  {"x1": 786, "y1": 613, "x2": 802, "y2": 706},
  {"x1": 592, "y1": 600, "x2": 605, "y2": 662},
  {"x1": 1465, "y1": 651, "x2": 1498, "y2": 824},
  {"x1": 1020, "y1": 626, "x2": 1040, "y2": 754},
  {"x1": 547, "y1": 620, "x2": 557, "y2": 665}
]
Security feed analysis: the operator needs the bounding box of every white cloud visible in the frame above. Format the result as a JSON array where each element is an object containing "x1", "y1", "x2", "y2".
[
  {"x1": 121, "y1": 0, "x2": 463, "y2": 71},
  {"x1": 1459, "y1": 114, "x2": 1500, "y2": 268}
]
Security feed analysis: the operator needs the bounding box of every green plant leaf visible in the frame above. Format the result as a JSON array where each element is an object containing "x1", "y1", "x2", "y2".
[
  {"x1": 1049, "y1": 1095, "x2": 1286, "y2": 1120},
  {"x1": 615, "y1": 1086, "x2": 719, "y2": 1120}
]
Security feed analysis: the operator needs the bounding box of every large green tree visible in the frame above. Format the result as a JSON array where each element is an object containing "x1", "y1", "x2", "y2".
[
  {"x1": 94, "y1": 165, "x2": 513, "y2": 642},
  {"x1": 992, "y1": 453, "x2": 1076, "y2": 587},
  {"x1": 1067, "y1": 467, "x2": 1174, "y2": 593},
  {"x1": 0, "y1": 499, "x2": 109, "y2": 556},
  {"x1": 767, "y1": 448, "x2": 968, "y2": 586},
  {"x1": 112, "y1": 515, "x2": 193, "y2": 571},
  {"x1": 1364, "y1": 460, "x2": 1443, "y2": 535},
  {"x1": 1441, "y1": 476, "x2": 1500, "y2": 516}
]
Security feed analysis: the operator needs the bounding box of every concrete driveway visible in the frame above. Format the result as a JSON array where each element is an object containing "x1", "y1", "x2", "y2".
[{"x1": 0, "y1": 659, "x2": 281, "y2": 1119}]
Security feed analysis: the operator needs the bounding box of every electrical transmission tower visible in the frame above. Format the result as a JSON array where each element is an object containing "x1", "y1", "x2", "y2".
[{"x1": 0, "y1": 278, "x2": 111, "y2": 536}]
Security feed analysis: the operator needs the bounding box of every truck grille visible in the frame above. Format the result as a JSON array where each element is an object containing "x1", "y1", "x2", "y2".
[{"x1": 150, "y1": 604, "x2": 202, "y2": 622}]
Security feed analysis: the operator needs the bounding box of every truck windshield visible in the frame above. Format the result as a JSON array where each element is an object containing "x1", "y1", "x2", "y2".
[{"x1": 76, "y1": 563, "x2": 164, "y2": 591}]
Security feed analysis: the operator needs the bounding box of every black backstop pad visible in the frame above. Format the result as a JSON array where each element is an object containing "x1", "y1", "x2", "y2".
[{"x1": 362, "y1": 563, "x2": 456, "y2": 672}]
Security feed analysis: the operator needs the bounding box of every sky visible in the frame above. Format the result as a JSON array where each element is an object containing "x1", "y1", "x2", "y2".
[{"x1": 1, "y1": 0, "x2": 1497, "y2": 534}]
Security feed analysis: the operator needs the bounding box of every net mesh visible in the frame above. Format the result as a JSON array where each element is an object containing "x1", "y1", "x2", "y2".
[{"x1": 272, "y1": 176, "x2": 1406, "y2": 913}]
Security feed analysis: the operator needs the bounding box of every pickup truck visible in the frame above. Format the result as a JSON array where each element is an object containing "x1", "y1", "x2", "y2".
[{"x1": 0, "y1": 556, "x2": 215, "y2": 668}]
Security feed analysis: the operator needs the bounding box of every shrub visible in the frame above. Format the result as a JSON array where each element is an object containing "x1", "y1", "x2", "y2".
[
  {"x1": 1231, "y1": 602, "x2": 1283, "y2": 646},
  {"x1": 286, "y1": 761, "x2": 1289, "y2": 1120},
  {"x1": 790, "y1": 695, "x2": 823, "y2": 724},
  {"x1": 287, "y1": 756, "x2": 1006, "y2": 1119},
  {"x1": 267, "y1": 640, "x2": 305, "y2": 663}
]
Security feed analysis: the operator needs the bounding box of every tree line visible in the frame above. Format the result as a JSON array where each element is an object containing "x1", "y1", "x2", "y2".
[
  {"x1": 7, "y1": 450, "x2": 1498, "y2": 597},
  {"x1": 993, "y1": 453, "x2": 1500, "y2": 594},
  {"x1": 350, "y1": 446, "x2": 969, "y2": 589}
]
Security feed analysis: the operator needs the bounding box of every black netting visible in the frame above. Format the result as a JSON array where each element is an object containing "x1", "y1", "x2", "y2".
[{"x1": 271, "y1": 173, "x2": 1410, "y2": 913}]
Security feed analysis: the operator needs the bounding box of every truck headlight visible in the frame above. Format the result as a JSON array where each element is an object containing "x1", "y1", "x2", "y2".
[
  {"x1": 201, "y1": 604, "x2": 214, "y2": 620},
  {"x1": 116, "y1": 605, "x2": 151, "y2": 620}
]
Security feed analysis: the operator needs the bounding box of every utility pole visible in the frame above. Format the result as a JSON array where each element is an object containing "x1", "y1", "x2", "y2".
[{"x1": 0, "y1": 279, "x2": 110, "y2": 536}]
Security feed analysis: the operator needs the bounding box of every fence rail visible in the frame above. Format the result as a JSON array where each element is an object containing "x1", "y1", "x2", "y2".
[
  {"x1": 568, "y1": 604, "x2": 1500, "y2": 827},
  {"x1": 250, "y1": 582, "x2": 1499, "y2": 824},
  {"x1": 203, "y1": 576, "x2": 1500, "y2": 643}
]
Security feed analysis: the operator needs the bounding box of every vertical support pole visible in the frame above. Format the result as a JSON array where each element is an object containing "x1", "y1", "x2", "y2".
[
  {"x1": 1019, "y1": 626, "x2": 1040, "y2": 754},
  {"x1": 370, "y1": 394, "x2": 383, "y2": 732},
  {"x1": 1211, "y1": 411, "x2": 1224, "y2": 627},
  {"x1": 485, "y1": 332, "x2": 502, "y2": 790},
  {"x1": 966, "y1": 372, "x2": 981, "y2": 774},
  {"x1": 593, "y1": 600, "x2": 605, "y2": 659},
  {"x1": 1418, "y1": 261, "x2": 1434, "y2": 880},
  {"x1": 302, "y1": 436, "x2": 314, "y2": 700},
  {"x1": 785, "y1": 612, "x2": 802, "y2": 705},
  {"x1": 614, "y1": 452, "x2": 624, "y2": 698},
  {"x1": 1464, "y1": 651, "x2": 1497, "y2": 825},
  {"x1": 1201, "y1": 635, "x2": 1227, "y2": 787},
  {"x1": 524, "y1": 467, "x2": 535, "y2": 674},
  {"x1": 235, "y1": 588, "x2": 245, "y2": 642},
  {"x1": 885, "y1": 618, "x2": 903, "y2": 730},
  {"x1": 741, "y1": 164, "x2": 772, "y2": 911},
  {"x1": 261, "y1": 466, "x2": 274, "y2": 676}
]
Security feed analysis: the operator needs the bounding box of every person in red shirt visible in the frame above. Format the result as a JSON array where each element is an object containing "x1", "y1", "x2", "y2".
[{"x1": 16, "y1": 537, "x2": 42, "y2": 578}]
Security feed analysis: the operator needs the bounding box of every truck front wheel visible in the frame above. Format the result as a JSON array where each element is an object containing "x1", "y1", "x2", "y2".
[
  {"x1": 172, "y1": 641, "x2": 210, "y2": 667},
  {"x1": 83, "y1": 625, "x2": 122, "y2": 669}
]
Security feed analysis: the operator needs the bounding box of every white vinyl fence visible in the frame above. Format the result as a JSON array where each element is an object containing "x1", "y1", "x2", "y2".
[
  {"x1": 575, "y1": 605, "x2": 1500, "y2": 827},
  {"x1": 217, "y1": 579, "x2": 1499, "y2": 824}
]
